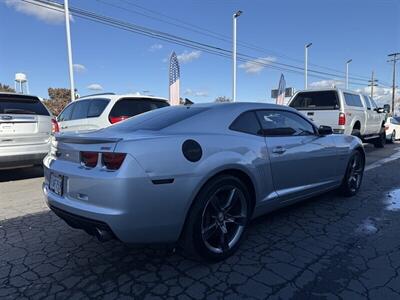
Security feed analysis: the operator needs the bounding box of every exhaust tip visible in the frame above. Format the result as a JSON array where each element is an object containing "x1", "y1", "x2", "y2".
[{"x1": 95, "y1": 228, "x2": 113, "y2": 242}]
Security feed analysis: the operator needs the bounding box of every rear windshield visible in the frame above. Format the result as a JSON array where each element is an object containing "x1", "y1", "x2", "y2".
[
  {"x1": 289, "y1": 91, "x2": 339, "y2": 110},
  {"x1": 114, "y1": 106, "x2": 208, "y2": 131},
  {"x1": 109, "y1": 98, "x2": 169, "y2": 118},
  {"x1": 0, "y1": 95, "x2": 50, "y2": 116}
]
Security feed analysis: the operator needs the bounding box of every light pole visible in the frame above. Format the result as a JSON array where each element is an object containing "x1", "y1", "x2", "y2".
[
  {"x1": 64, "y1": 0, "x2": 75, "y2": 101},
  {"x1": 345, "y1": 59, "x2": 352, "y2": 89},
  {"x1": 304, "y1": 43, "x2": 312, "y2": 89},
  {"x1": 232, "y1": 10, "x2": 242, "y2": 102}
]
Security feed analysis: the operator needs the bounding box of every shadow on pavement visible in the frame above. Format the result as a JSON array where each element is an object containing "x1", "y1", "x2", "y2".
[{"x1": 0, "y1": 165, "x2": 43, "y2": 183}]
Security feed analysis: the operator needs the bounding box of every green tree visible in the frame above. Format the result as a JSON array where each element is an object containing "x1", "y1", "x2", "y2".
[{"x1": 0, "y1": 83, "x2": 16, "y2": 93}]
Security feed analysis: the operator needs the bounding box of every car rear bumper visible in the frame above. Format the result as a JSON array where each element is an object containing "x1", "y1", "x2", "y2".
[
  {"x1": 0, "y1": 152, "x2": 47, "y2": 169},
  {"x1": 0, "y1": 141, "x2": 50, "y2": 169},
  {"x1": 42, "y1": 154, "x2": 199, "y2": 244}
]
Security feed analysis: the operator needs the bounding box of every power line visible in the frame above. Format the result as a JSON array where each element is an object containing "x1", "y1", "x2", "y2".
[
  {"x1": 22, "y1": 0, "x2": 375, "y2": 87},
  {"x1": 97, "y1": 0, "x2": 376, "y2": 82}
]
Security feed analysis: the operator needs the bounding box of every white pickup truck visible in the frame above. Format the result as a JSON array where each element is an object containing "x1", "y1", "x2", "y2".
[{"x1": 288, "y1": 88, "x2": 387, "y2": 147}]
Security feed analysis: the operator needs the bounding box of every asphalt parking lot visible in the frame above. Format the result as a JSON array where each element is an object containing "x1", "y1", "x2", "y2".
[{"x1": 1, "y1": 143, "x2": 400, "y2": 299}]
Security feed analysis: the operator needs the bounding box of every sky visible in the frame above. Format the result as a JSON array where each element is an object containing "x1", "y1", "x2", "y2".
[{"x1": 1, "y1": 0, "x2": 399, "y2": 106}]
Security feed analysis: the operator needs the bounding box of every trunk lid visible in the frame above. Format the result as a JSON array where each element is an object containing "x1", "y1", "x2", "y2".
[{"x1": 0, "y1": 98, "x2": 52, "y2": 147}]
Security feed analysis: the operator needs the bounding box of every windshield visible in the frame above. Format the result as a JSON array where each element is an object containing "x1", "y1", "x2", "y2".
[{"x1": 112, "y1": 106, "x2": 208, "y2": 131}]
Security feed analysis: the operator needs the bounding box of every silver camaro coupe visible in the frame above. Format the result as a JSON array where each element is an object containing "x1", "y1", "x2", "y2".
[{"x1": 43, "y1": 103, "x2": 365, "y2": 261}]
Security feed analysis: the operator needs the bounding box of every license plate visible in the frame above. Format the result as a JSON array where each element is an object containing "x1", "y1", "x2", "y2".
[
  {"x1": 49, "y1": 174, "x2": 63, "y2": 196},
  {"x1": 0, "y1": 123, "x2": 14, "y2": 134}
]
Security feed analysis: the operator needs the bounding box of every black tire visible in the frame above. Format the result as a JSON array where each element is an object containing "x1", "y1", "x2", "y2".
[
  {"x1": 339, "y1": 151, "x2": 365, "y2": 197},
  {"x1": 351, "y1": 128, "x2": 361, "y2": 139},
  {"x1": 181, "y1": 175, "x2": 251, "y2": 262},
  {"x1": 373, "y1": 127, "x2": 386, "y2": 148},
  {"x1": 390, "y1": 130, "x2": 396, "y2": 143}
]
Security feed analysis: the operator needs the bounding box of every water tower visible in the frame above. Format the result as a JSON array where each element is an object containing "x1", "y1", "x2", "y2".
[{"x1": 15, "y1": 73, "x2": 29, "y2": 94}]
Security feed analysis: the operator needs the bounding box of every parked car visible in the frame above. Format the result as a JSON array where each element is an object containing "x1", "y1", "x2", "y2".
[
  {"x1": 43, "y1": 102, "x2": 365, "y2": 261},
  {"x1": 385, "y1": 116, "x2": 400, "y2": 143},
  {"x1": 288, "y1": 88, "x2": 387, "y2": 147},
  {"x1": 0, "y1": 92, "x2": 54, "y2": 169},
  {"x1": 56, "y1": 93, "x2": 169, "y2": 133}
]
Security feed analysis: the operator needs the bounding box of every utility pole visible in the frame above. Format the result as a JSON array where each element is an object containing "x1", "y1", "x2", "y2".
[
  {"x1": 304, "y1": 43, "x2": 312, "y2": 89},
  {"x1": 345, "y1": 59, "x2": 352, "y2": 89},
  {"x1": 64, "y1": 0, "x2": 75, "y2": 101},
  {"x1": 388, "y1": 53, "x2": 400, "y2": 114},
  {"x1": 232, "y1": 10, "x2": 242, "y2": 102},
  {"x1": 368, "y1": 71, "x2": 378, "y2": 99}
]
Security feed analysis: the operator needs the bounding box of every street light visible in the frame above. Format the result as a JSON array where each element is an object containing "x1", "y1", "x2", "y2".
[
  {"x1": 232, "y1": 10, "x2": 242, "y2": 102},
  {"x1": 346, "y1": 59, "x2": 352, "y2": 89},
  {"x1": 304, "y1": 42, "x2": 312, "y2": 89},
  {"x1": 64, "y1": 0, "x2": 75, "y2": 101}
]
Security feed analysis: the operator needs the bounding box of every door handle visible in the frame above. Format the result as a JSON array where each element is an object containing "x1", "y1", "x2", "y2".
[
  {"x1": 61, "y1": 126, "x2": 68, "y2": 129},
  {"x1": 272, "y1": 146, "x2": 286, "y2": 154}
]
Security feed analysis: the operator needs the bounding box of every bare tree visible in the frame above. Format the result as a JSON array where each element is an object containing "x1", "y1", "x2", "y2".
[
  {"x1": 42, "y1": 88, "x2": 72, "y2": 116},
  {"x1": 215, "y1": 96, "x2": 232, "y2": 103}
]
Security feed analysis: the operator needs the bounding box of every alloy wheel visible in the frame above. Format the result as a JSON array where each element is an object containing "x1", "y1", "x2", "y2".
[
  {"x1": 201, "y1": 186, "x2": 248, "y2": 254},
  {"x1": 347, "y1": 153, "x2": 364, "y2": 193}
]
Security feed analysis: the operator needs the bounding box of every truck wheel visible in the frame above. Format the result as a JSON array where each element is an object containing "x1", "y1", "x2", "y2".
[
  {"x1": 351, "y1": 128, "x2": 361, "y2": 139},
  {"x1": 373, "y1": 127, "x2": 386, "y2": 148}
]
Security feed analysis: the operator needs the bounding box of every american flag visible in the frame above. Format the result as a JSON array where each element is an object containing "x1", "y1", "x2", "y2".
[
  {"x1": 276, "y1": 74, "x2": 286, "y2": 105},
  {"x1": 169, "y1": 52, "x2": 180, "y2": 106}
]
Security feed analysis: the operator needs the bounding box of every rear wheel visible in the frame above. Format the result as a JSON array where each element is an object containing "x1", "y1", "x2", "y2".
[
  {"x1": 351, "y1": 128, "x2": 361, "y2": 139},
  {"x1": 181, "y1": 175, "x2": 250, "y2": 261},
  {"x1": 373, "y1": 127, "x2": 386, "y2": 148},
  {"x1": 339, "y1": 151, "x2": 365, "y2": 197}
]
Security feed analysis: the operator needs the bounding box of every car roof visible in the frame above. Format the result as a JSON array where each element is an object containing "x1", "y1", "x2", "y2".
[
  {"x1": 294, "y1": 87, "x2": 360, "y2": 94},
  {"x1": 77, "y1": 93, "x2": 169, "y2": 102},
  {"x1": 0, "y1": 92, "x2": 41, "y2": 99},
  {"x1": 189, "y1": 101, "x2": 297, "y2": 112}
]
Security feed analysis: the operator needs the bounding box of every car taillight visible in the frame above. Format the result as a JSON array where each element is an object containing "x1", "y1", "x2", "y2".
[
  {"x1": 51, "y1": 119, "x2": 59, "y2": 133},
  {"x1": 109, "y1": 116, "x2": 129, "y2": 124},
  {"x1": 80, "y1": 152, "x2": 98, "y2": 168},
  {"x1": 102, "y1": 153, "x2": 126, "y2": 170},
  {"x1": 338, "y1": 113, "x2": 346, "y2": 126}
]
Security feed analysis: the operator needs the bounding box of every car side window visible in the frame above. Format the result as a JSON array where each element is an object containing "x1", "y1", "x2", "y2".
[
  {"x1": 370, "y1": 98, "x2": 378, "y2": 109},
  {"x1": 229, "y1": 111, "x2": 261, "y2": 135},
  {"x1": 344, "y1": 93, "x2": 363, "y2": 107},
  {"x1": 58, "y1": 103, "x2": 74, "y2": 121},
  {"x1": 70, "y1": 100, "x2": 90, "y2": 120},
  {"x1": 87, "y1": 99, "x2": 110, "y2": 118},
  {"x1": 256, "y1": 110, "x2": 315, "y2": 137},
  {"x1": 364, "y1": 96, "x2": 371, "y2": 110}
]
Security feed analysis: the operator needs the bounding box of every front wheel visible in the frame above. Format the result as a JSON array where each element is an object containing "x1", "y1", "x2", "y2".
[
  {"x1": 339, "y1": 151, "x2": 365, "y2": 197},
  {"x1": 390, "y1": 130, "x2": 396, "y2": 143},
  {"x1": 181, "y1": 175, "x2": 251, "y2": 261}
]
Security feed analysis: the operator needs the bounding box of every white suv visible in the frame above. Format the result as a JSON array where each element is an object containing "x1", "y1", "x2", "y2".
[
  {"x1": 57, "y1": 93, "x2": 169, "y2": 133},
  {"x1": 0, "y1": 93, "x2": 54, "y2": 169},
  {"x1": 288, "y1": 88, "x2": 387, "y2": 147}
]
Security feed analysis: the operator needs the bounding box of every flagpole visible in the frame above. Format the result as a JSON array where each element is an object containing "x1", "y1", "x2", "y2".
[
  {"x1": 232, "y1": 10, "x2": 242, "y2": 102},
  {"x1": 64, "y1": 0, "x2": 75, "y2": 101}
]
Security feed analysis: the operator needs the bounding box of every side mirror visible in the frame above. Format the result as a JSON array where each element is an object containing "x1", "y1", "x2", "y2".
[
  {"x1": 318, "y1": 125, "x2": 333, "y2": 136},
  {"x1": 383, "y1": 104, "x2": 390, "y2": 113}
]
